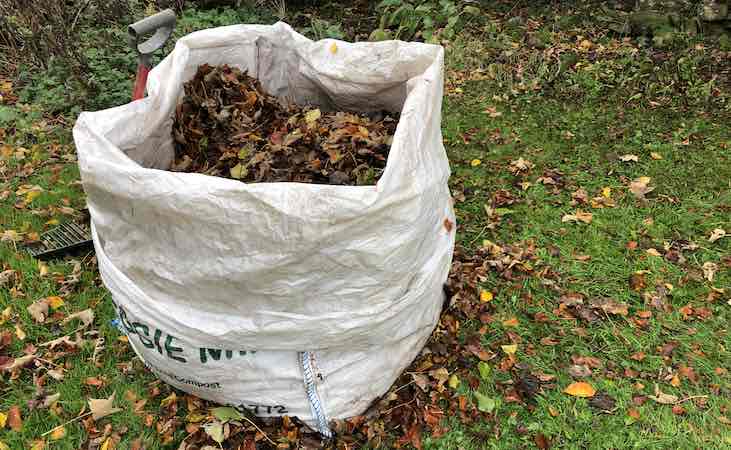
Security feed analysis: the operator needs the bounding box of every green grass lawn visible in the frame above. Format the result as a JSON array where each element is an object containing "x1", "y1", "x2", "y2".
[{"x1": 1, "y1": 2, "x2": 731, "y2": 449}]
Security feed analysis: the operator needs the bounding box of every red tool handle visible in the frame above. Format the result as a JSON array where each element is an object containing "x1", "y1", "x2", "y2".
[
  {"x1": 132, "y1": 63, "x2": 151, "y2": 101},
  {"x1": 128, "y1": 9, "x2": 176, "y2": 101}
]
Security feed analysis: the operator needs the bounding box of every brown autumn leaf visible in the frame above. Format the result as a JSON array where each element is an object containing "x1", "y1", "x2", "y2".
[
  {"x1": 589, "y1": 391, "x2": 616, "y2": 411},
  {"x1": 88, "y1": 392, "x2": 122, "y2": 420},
  {"x1": 708, "y1": 228, "x2": 726, "y2": 243},
  {"x1": 443, "y1": 218, "x2": 454, "y2": 233},
  {"x1": 630, "y1": 351, "x2": 646, "y2": 361},
  {"x1": 649, "y1": 384, "x2": 678, "y2": 404},
  {"x1": 629, "y1": 177, "x2": 654, "y2": 200},
  {"x1": 534, "y1": 433, "x2": 550, "y2": 449},
  {"x1": 572, "y1": 355, "x2": 602, "y2": 368},
  {"x1": 702, "y1": 262, "x2": 718, "y2": 282},
  {"x1": 172, "y1": 64, "x2": 397, "y2": 186},
  {"x1": 62, "y1": 309, "x2": 94, "y2": 328},
  {"x1": 27, "y1": 298, "x2": 50, "y2": 323},
  {"x1": 571, "y1": 188, "x2": 589, "y2": 204},
  {"x1": 0, "y1": 354, "x2": 35, "y2": 372},
  {"x1": 564, "y1": 382, "x2": 596, "y2": 398},
  {"x1": 0, "y1": 269, "x2": 15, "y2": 286},
  {"x1": 85, "y1": 377, "x2": 105, "y2": 387},
  {"x1": 568, "y1": 364, "x2": 592, "y2": 378},
  {"x1": 509, "y1": 157, "x2": 534, "y2": 174},
  {"x1": 627, "y1": 408, "x2": 641, "y2": 420},
  {"x1": 629, "y1": 272, "x2": 646, "y2": 291},
  {"x1": 589, "y1": 298, "x2": 629, "y2": 316},
  {"x1": 561, "y1": 210, "x2": 593, "y2": 224},
  {"x1": 7, "y1": 405, "x2": 22, "y2": 431}
]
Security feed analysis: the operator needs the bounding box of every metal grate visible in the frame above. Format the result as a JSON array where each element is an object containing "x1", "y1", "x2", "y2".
[{"x1": 26, "y1": 221, "x2": 93, "y2": 260}]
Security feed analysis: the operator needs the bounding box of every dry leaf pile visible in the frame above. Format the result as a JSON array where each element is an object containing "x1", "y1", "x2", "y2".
[{"x1": 171, "y1": 64, "x2": 398, "y2": 186}]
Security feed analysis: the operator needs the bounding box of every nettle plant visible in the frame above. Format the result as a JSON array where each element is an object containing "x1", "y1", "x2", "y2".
[{"x1": 370, "y1": 0, "x2": 480, "y2": 43}]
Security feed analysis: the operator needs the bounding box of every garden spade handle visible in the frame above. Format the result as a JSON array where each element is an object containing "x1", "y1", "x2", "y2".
[{"x1": 128, "y1": 9, "x2": 176, "y2": 101}]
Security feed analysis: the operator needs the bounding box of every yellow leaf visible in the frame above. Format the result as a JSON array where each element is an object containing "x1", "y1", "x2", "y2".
[
  {"x1": 0, "y1": 441, "x2": 8, "y2": 450},
  {"x1": 0, "y1": 412, "x2": 6, "y2": 428},
  {"x1": 0, "y1": 307, "x2": 10, "y2": 325},
  {"x1": 480, "y1": 290, "x2": 493, "y2": 303},
  {"x1": 50, "y1": 426, "x2": 66, "y2": 440},
  {"x1": 25, "y1": 190, "x2": 41, "y2": 203},
  {"x1": 470, "y1": 159, "x2": 482, "y2": 167},
  {"x1": 15, "y1": 324, "x2": 26, "y2": 340},
  {"x1": 646, "y1": 248, "x2": 661, "y2": 257},
  {"x1": 45, "y1": 219, "x2": 60, "y2": 227},
  {"x1": 448, "y1": 374, "x2": 460, "y2": 389},
  {"x1": 329, "y1": 42, "x2": 338, "y2": 54},
  {"x1": 229, "y1": 163, "x2": 245, "y2": 180},
  {"x1": 650, "y1": 152, "x2": 663, "y2": 160},
  {"x1": 39, "y1": 262, "x2": 49, "y2": 277},
  {"x1": 502, "y1": 317, "x2": 519, "y2": 327},
  {"x1": 601, "y1": 187, "x2": 611, "y2": 199},
  {"x1": 160, "y1": 392, "x2": 177, "y2": 408},
  {"x1": 304, "y1": 108, "x2": 321, "y2": 125},
  {"x1": 501, "y1": 344, "x2": 518, "y2": 355},
  {"x1": 100, "y1": 438, "x2": 113, "y2": 450},
  {"x1": 670, "y1": 374, "x2": 681, "y2": 387},
  {"x1": 548, "y1": 406, "x2": 560, "y2": 417},
  {"x1": 47, "y1": 296, "x2": 64, "y2": 309},
  {"x1": 564, "y1": 382, "x2": 596, "y2": 398}
]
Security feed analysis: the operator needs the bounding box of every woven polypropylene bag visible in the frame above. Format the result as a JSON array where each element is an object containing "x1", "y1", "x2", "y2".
[{"x1": 73, "y1": 22, "x2": 454, "y2": 435}]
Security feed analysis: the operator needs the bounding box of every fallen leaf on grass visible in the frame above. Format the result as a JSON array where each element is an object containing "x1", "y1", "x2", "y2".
[
  {"x1": 47, "y1": 296, "x2": 64, "y2": 309},
  {"x1": 646, "y1": 248, "x2": 662, "y2": 257},
  {"x1": 473, "y1": 391, "x2": 498, "y2": 413},
  {"x1": 502, "y1": 317, "x2": 519, "y2": 327},
  {"x1": 14, "y1": 324, "x2": 26, "y2": 340},
  {"x1": 619, "y1": 154, "x2": 639, "y2": 162},
  {"x1": 650, "y1": 152, "x2": 663, "y2": 160},
  {"x1": 629, "y1": 272, "x2": 646, "y2": 291},
  {"x1": 564, "y1": 382, "x2": 596, "y2": 398},
  {"x1": 702, "y1": 262, "x2": 718, "y2": 282},
  {"x1": 0, "y1": 412, "x2": 5, "y2": 427},
  {"x1": 509, "y1": 157, "x2": 534, "y2": 174},
  {"x1": 211, "y1": 406, "x2": 243, "y2": 422},
  {"x1": 630, "y1": 177, "x2": 654, "y2": 200},
  {"x1": 480, "y1": 290, "x2": 493, "y2": 303},
  {"x1": 7, "y1": 406, "x2": 21, "y2": 431},
  {"x1": 448, "y1": 374, "x2": 460, "y2": 389},
  {"x1": 568, "y1": 365, "x2": 592, "y2": 378},
  {"x1": 709, "y1": 228, "x2": 726, "y2": 243},
  {"x1": 50, "y1": 426, "x2": 66, "y2": 440},
  {"x1": 562, "y1": 211, "x2": 593, "y2": 224},
  {"x1": 89, "y1": 392, "x2": 122, "y2": 420},
  {"x1": 589, "y1": 391, "x2": 616, "y2": 411},
  {"x1": 501, "y1": 344, "x2": 518, "y2": 355},
  {"x1": 470, "y1": 159, "x2": 481, "y2": 167},
  {"x1": 589, "y1": 298, "x2": 629, "y2": 316},
  {"x1": 534, "y1": 433, "x2": 550, "y2": 449},
  {"x1": 478, "y1": 361, "x2": 491, "y2": 380},
  {"x1": 649, "y1": 384, "x2": 678, "y2": 404},
  {"x1": 0, "y1": 354, "x2": 35, "y2": 372},
  {"x1": 27, "y1": 298, "x2": 50, "y2": 323},
  {"x1": 62, "y1": 309, "x2": 94, "y2": 328},
  {"x1": 0, "y1": 270, "x2": 14, "y2": 286}
]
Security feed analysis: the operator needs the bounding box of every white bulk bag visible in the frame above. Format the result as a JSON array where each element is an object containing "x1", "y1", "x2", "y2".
[{"x1": 73, "y1": 22, "x2": 454, "y2": 436}]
